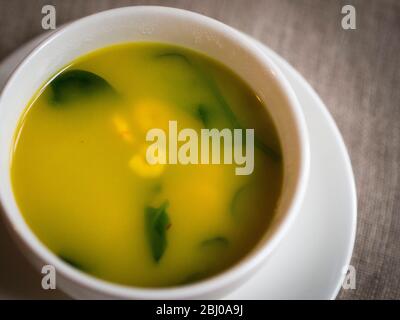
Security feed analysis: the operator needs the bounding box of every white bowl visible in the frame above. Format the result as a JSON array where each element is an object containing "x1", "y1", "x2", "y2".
[{"x1": 0, "y1": 6, "x2": 309, "y2": 299}]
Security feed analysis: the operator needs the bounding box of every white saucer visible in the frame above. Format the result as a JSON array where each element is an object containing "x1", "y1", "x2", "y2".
[{"x1": 0, "y1": 34, "x2": 356, "y2": 300}]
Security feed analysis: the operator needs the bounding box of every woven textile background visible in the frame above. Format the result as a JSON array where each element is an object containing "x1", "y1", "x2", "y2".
[{"x1": 0, "y1": 0, "x2": 399, "y2": 299}]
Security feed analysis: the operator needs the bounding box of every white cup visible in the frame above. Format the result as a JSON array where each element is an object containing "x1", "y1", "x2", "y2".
[{"x1": 0, "y1": 6, "x2": 309, "y2": 299}]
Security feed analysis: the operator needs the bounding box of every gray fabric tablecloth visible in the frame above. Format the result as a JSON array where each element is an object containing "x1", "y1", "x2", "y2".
[{"x1": 0, "y1": 0, "x2": 399, "y2": 300}]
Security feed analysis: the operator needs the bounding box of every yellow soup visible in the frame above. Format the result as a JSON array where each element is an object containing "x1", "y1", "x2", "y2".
[{"x1": 11, "y1": 42, "x2": 283, "y2": 287}]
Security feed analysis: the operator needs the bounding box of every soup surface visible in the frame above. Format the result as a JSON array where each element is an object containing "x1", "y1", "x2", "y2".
[{"x1": 11, "y1": 42, "x2": 283, "y2": 287}]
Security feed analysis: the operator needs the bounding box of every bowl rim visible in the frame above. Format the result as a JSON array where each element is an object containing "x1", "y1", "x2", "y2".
[{"x1": 0, "y1": 5, "x2": 310, "y2": 299}]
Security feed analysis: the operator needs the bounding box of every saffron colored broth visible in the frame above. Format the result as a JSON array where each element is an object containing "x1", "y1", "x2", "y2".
[{"x1": 11, "y1": 42, "x2": 283, "y2": 287}]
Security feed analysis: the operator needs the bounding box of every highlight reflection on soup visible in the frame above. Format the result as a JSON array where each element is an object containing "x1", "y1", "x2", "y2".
[{"x1": 11, "y1": 43, "x2": 283, "y2": 287}]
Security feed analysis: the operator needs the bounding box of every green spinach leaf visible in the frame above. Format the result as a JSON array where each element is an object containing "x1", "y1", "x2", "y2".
[
  {"x1": 145, "y1": 201, "x2": 170, "y2": 263},
  {"x1": 200, "y1": 236, "x2": 229, "y2": 248},
  {"x1": 58, "y1": 253, "x2": 89, "y2": 272},
  {"x1": 196, "y1": 104, "x2": 210, "y2": 128},
  {"x1": 155, "y1": 51, "x2": 281, "y2": 161},
  {"x1": 180, "y1": 271, "x2": 205, "y2": 285},
  {"x1": 50, "y1": 69, "x2": 116, "y2": 105}
]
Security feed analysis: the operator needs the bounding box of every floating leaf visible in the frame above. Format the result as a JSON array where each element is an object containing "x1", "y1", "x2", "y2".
[
  {"x1": 145, "y1": 201, "x2": 170, "y2": 262},
  {"x1": 58, "y1": 253, "x2": 88, "y2": 272},
  {"x1": 180, "y1": 272, "x2": 205, "y2": 285},
  {"x1": 155, "y1": 51, "x2": 281, "y2": 161},
  {"x1": 152, "y1": 183, "x2": 163, "y2": 194},
  {"x1": 230, "y1": 184, "x2": 248, "y2": 217},
  {"x1": 196, "y1": 104, "x2": 210, "y2": 128},
  {"x1": 49, "y1": 69, "x2": 116, "y2": 105},
  {"x1": 201, "y1": 236, "x2": 229, "y2": 248}
]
